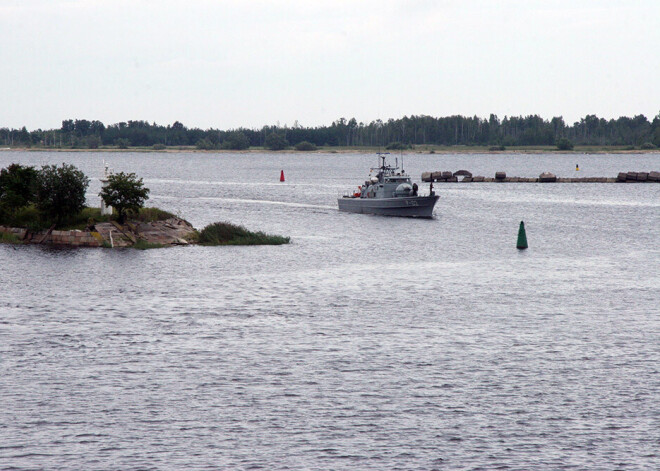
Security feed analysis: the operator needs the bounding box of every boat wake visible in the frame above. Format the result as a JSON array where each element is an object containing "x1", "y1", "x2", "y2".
[{"x1": 155, "y1": 195, "x2": 336, "y2": 210}]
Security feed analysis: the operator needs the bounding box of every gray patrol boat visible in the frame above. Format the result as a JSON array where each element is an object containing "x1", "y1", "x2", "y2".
[{"x1": 338, "y1": 153, "x2": 439, "y2": 218}]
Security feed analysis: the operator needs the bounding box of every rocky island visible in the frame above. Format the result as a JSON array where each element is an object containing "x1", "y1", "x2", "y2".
[{"x1": 0, "y1": 163, "x2": 289, "y2": 248}]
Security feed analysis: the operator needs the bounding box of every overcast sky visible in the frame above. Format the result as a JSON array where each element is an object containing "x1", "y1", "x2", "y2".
[{"x1": 2, "y1": 0, "x2": 659, "y2": 130}]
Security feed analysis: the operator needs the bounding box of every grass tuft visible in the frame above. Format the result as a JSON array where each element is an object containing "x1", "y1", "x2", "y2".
[
  {"x1": 198, "y1": 222, "x2": 290, "y2": 246},
  {"x1": 0, "y1": 231, "x2": 22, "y2": 244},
  {"x1": 134, "y1": 207, "x2": 178, "y2": 223},
  {"x1": 131, "y1": 239, "x2": 164, "y2": 250}
]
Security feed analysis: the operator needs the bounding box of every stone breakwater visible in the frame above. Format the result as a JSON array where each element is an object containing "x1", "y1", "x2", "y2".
[
  {"x1": 0, "y1": 217, "x2": 196, "y2": 248},
  {"x1": 421, "y1": 170, "x2": 660, "y2": 183}
]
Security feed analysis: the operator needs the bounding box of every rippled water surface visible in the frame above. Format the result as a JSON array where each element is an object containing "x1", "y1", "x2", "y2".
[{"x1": 1, "y1": 151, "x2": 659, "y2": 470}]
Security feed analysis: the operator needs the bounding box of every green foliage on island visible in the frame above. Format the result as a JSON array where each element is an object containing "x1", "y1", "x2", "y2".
[
  {"x1": 99, "y1": 172, "x2": 150, "y2": 223},
  {"x1": 294, "y1": 141, "x2": 317, "y2": 151},
  {"x1": 556, "y1": 137, "x2": 574, "y2": 151},
  {"x1": 198, "y1": 222, "x2": 290, "y2": 246},
  {"x1": 35, "y1": 163, "x2": 90, "y2": 224},
  {"x1": 0, "y1": 163, "x2": 166, "y2": 231},
  {"x1": 0, "y1": 164, "x2": 38, "y2": 216}
]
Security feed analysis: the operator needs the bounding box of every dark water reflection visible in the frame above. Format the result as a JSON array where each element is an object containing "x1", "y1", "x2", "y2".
[{"x1": 1, "y1": 151, "x2": 659, "y2": 469}]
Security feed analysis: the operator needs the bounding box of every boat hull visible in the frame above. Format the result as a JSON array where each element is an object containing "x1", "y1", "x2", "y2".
[{"x1": 337, "y1": 195, "x2": 439, "y2": 218}]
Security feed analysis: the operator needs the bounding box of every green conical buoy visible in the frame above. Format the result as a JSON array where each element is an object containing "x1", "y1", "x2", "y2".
[{"x1": 516, "y1": 221, "x2": 528, "y2": 250}]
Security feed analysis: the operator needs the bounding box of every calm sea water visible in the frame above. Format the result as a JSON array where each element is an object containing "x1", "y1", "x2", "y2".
[{"x1": 1, "y1": 151, "x2": 659, "y2": 470}]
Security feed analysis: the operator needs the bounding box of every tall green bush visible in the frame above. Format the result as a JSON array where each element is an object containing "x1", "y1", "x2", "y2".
[
  {"x1": 556, "y1": 137, "x2": 574, "y2": 150},
  {"x1": 0, "y1": 164, "x2": 37, "y2": 216},
  {"x1": 35, "y1": 163, "x2": 89, "y2": 223}
]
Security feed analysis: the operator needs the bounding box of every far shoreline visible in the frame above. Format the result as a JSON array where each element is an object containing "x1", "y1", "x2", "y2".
[{"x1": 2, "y1": 145, "x2": 659, "y2": 155}]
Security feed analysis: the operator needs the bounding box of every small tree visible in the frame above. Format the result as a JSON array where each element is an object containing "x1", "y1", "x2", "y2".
[
  {"x1": 99, "y1": 172, "x2": 150, "y2": 223},
  {"x1": 87, "y1": 135, "x2": 101, "y2": 149},
  {"x1": 196, "y1": 138, "x2": 216, "y2": 150},
  {"x1": 221, "y1": 131, "x2": 250, "y2": 150},
  {"x1": 114, "y1": 138, "x2": 130, "y2": 149},
  {"x1": 35, "y1": 163, "x2": 89, "y2": 223},
  {"x1": 0, "y1": 164, "x2": 37, "y2": 216},
  {"x1": 264, "y1": 132, "x2": 289, "y2": 151},
  {"x1": 556, "y1": 137, "x2": 574, "y2": 150}
]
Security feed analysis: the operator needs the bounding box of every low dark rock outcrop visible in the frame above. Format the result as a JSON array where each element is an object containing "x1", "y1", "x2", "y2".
[{"x1": 539, "y1": 172, "x2": 557, "y2": 183}]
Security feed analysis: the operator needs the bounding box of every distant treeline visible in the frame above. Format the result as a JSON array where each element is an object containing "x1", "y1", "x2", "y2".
[{"x1": 2, "y1": 113, "x2": 660, "y2": 149}]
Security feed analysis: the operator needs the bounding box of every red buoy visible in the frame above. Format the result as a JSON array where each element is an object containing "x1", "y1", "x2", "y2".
[{"x1": 280, "y1": 170, "x2": 285, "y2": 182}]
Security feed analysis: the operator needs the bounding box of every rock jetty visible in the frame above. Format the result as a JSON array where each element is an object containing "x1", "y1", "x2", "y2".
[{"x1": 421, "y1": 170, "x2": 660, "y2": 183}]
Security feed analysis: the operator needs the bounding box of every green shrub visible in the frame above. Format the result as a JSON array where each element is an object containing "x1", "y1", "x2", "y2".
[
  {"x1": 87, "y1": 135, "x2": 101, "y2": 149},
  {"x1": 196, "y1": 138, "x2": 216, "y2": 150},
  {"x1": 221, "y1": 131, "x2": 250, "y2": 150},
  {"x1": 0, "y1": 164, "x2": 38, "y2": 216},
  {"x1": 264, "y1": 133, "x2": 289, "y2": 151},
  {"x1": 385, "y1": 142, "x2": 407, "y2": 150},
  {"x1": 640, "y1": 142, "x2": 656, "y2": 150},
  {"x1": 114, "y1": 138, "x2": 130, "y2": 149},
  {"x1": 198, "y1": 221, "x2": 290, "y2": 246},
  {"x1": 35, "y1": 163, "x2": 89, "y2": 223},
  {"x1": 294, "y1": 141, "x2": 317, "y2": 151},
  {"x1": 489, "y1": 145, "x2": 506, "y2": 151},
  {"x1": 152, "y1": 143, "x2": 166, "y2": 150},
  {"x1": 53, "y1": 206, "x2": 118, "y2": 230},
  {"x1": 556, "y1": 138, "x2": 574, "y2": 150}
]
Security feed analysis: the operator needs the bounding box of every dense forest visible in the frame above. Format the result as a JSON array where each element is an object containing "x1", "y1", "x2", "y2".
[{"x1": 1, "y1": 113, "x2": 660, "y2": 150}]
